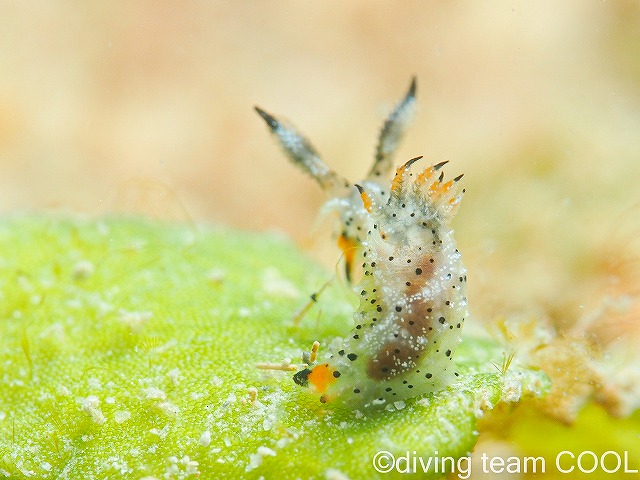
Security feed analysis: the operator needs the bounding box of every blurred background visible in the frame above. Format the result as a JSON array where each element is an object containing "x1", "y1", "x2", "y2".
[
  {"x1": 1, "y1": 1, "x2": 639, "y2": 474},
  {"x1": 1, "y1": 1, "x2": 639, "y2": 321},
  {"x1": 2, "y1": 2, "x2": 640, "y2": 319}
]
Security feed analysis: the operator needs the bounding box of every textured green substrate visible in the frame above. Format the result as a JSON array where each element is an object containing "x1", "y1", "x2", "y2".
[{"x1": 0, "y1": 216, "x2": 548, "y2": 479}]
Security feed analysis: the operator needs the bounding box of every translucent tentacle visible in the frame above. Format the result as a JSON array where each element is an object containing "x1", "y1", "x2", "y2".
[
  {"x1": 255, "y1": 106, "x2": 351, "y2": 195},
  {"x1": 367, "y1": 77, "x2": 417, "y2": 180}
]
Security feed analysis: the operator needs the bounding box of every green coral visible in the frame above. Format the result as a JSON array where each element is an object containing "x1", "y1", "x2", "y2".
[{"x1": 0, "y1": 216, "x2": 548, "y2": 479}]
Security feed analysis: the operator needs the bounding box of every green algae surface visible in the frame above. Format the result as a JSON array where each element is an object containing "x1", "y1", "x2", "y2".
[{"x1": 0, "y1": 216, "x2": 548, "y2": 479}]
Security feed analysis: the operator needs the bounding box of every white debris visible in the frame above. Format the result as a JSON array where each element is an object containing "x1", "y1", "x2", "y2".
[
  {"x1": 210, "y1": 375, "x2": 223, "y2": 387},
  {"x1": 199, "y1": 430, "x2": 212, "y2": 447},
  {"x1": 167, "y1": 368, "x2": 182, "y2": 386},
  {"x1": 325, "y1": 468, "x2": 351, "y2": 480},
  {"x1": 207, "y1": 268, "x2": 226, "y2": 284},
  {"x1": 246, "y1": 446, "x2": 277, "y2": 472},
  {"x1": 114, "y1": 410, "x2": 131, "y2": 424},
  {"x1": 156, "y1": 401, "x2": 180, "y2": 417},
  {"x1": 87, "y1": 377, "x2": 101, "y2": 389},
  {"x1": 262, "y1": 413, "x2": 277, "y2": 432},
  {"x1": 149, "y1": 424, "x2": 170, "y2": 439},
  {"x1": 57, "y1": 386, "x2": 70, "y2": 396},
  {"x1": 119, "y1": 310, "x2": 152, "y2": 331},
  {"x1": 82, "y1": 395, "x2": 106, "y2": 424},
  {"x1": 164, "y1": 455, "x2": 200, "y2": 478},
  {"x1": 143, "y1": 387, "x2": 167, "y2": 400},
  {"x1": 72, "y1": 260, "x2": 94, "y2": 280},
  {"x1": 473, "y1": 390, "x2": 494, "y2": 418},
  {"x1": 500, "y1": 371, "x2": 524, "y2": 403},
  {"x1": 393, "y1": 400, "x2": 406, "y2": 410}
]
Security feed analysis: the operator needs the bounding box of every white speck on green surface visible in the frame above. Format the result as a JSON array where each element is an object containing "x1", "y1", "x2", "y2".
[
  {"x1": 115, "y1": 410, "x2": 131, "y2": 423},
  {"x1": 199, "y1": 430, "x2": 212, "y2": 447},
  {"x1": 82, "y1": 395, "x2": 106, "y2": 424}
]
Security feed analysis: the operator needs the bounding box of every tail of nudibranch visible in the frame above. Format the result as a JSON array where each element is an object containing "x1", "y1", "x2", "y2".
[{"x1": 255, "y1": 78, "x2": 417, "y2": 282}]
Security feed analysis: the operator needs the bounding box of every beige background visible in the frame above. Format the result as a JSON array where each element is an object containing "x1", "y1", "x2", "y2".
[{"x1": 1, "y1": 1, "x2": 639, "y2": 324}]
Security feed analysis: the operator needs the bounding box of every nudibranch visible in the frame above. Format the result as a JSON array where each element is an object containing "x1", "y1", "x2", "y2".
[{"x1": 255, "y1": 79, "x2": 468, "y2": 407}]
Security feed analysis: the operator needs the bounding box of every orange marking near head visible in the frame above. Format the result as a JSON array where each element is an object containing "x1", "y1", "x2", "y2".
[
  {"x1": 308, "y1": 363, "x2": 337, "y2": 394},
  {"x1": 337, "y1": 234, "x2": 357, "y2": 280},
  {"x1": 390, "y1": 166, "x2": 406, "y2": 193},
  {"x1": 391, "y1": 157, "x2": 422, "y2": 193},
  {"x1": 359, "y1": 190, "x2": 373, "y2": 212},
  {"x1": 416, "y1": 166, "x2": 435, "y2": 185},
  {"x1": 429, "y1": 179, "x2": 453, "y2": 198}
]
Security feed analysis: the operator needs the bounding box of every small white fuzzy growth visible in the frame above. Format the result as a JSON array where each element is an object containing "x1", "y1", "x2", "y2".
[
  {"x1": 82, "y1": 395, "x2": 106, "y2": 424},
  {"x1": 114, "y1": 410, "x2": 131, "y2": 424},
  {"x1": 245, "y1": 446, "x2": 276, "y2": 472},
  {"x1": 199, "y1": 430, "x2": 212, "y2": 447}
]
